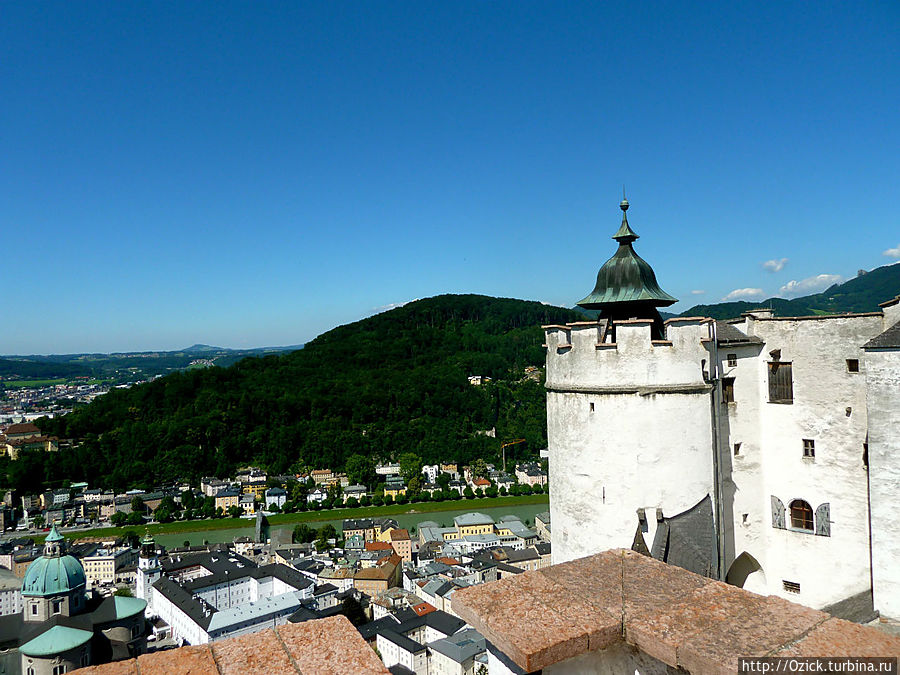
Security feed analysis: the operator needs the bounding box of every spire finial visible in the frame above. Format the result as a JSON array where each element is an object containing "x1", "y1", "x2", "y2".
[{"x1": 620, "y1": 186, "x2": 629, "y2": 212}]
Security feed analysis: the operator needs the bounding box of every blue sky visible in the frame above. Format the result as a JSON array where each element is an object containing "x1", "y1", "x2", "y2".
[{"x1": 3, "y1": 2, "x2": 898, "y2": 354}]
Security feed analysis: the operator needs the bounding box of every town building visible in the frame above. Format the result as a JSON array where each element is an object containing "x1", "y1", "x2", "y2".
[
  {"x1": 148, "y1": 550, "x2": 314, "y2": 645},
  {"x1": 81, "y1": 546, "x2": 137, "y2": 588},
  {"x1": 264, "y1": 487, "x2": 287, "y2": 509},
  {"x1": 543, "y1": 198, "x2": 900, "y2": 618},
  {"x1": 0, "y1": 568, "x2": 23, "y2": 617}
]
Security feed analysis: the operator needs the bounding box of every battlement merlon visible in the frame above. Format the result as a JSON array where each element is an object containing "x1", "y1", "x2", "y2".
[{"x1": 543, "y1": 318, "x2": 715, "y2": 391}]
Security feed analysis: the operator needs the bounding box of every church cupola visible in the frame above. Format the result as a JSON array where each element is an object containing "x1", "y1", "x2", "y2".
[{"x1": 577, "y1": 197, "x2": 677, "y2": 337}]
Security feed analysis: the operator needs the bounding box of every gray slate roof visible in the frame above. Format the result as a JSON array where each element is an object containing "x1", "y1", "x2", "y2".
[
  {"x1": 863, "y1": 320, "x2": 900, "y2": 349},
  {"x1": 716, "y1": 321, "x2": 763, "y2": 345}
]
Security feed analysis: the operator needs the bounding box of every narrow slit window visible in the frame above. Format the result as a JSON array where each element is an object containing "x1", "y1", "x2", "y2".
[
  {"x1": 803, "y1": 439, "x2": 815, "y2": 458},
  {"x1": 734, "y1": 442, "x2": 742, "y2": 457},
  {"x1": 723, "y1": 377, "x2": 735, "y2": 403},
  {"x1": 589, "y1": 402, "x2": 595, "y2": 413},
  {"x1": 727, "y1": 353, "x2": 737, "y2": 367}
]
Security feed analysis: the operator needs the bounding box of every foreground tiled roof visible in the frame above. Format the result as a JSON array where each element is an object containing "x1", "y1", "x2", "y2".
[
  {"x1": 78, "y1": 616, "x2": 388, "y2": 675},
  {"x1": 451, "y1": 549, "x2": 900, "y2": 673}
]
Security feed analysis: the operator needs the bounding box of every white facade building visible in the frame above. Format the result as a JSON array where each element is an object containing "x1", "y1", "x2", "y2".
[
  {"x1": 0, "y1": 568, "x2": 23, "y2": 616},
  {"x1": 545, "y1": 199, "x2": 900, "y2": 619}
]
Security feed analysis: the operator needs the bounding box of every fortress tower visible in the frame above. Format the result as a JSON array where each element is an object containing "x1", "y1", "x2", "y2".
[
  {"x1": 546, "y1": 198, "x2": 900, "y2": 619},
  {"x1": 546, "y1": 200, "x2": 720, "y2": 575}
]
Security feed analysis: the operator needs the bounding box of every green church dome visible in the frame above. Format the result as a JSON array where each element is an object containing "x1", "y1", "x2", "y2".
[{"x1": 22, "y1": 526, "x2": 86, "y2": 597}]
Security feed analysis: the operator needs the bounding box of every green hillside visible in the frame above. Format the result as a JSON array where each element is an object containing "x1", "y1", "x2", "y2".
[
  {"x1": 11, "y1": 295, "x2": 583, "y2": 493},
  {"x1": 681, "y1": 262, "x2": 900, "y2": 320}
]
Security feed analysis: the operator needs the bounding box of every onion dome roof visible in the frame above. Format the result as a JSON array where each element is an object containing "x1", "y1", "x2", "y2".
[
  {"x1": 577, "y1": 198, "x2": 677, "y2": 310},
  {"x1": 22, "y1": 525, "x2": 86, "y2": 597}
]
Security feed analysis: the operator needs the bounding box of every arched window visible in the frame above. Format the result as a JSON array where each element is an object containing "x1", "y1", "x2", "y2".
[{"x1": 790, "y1": 500, "x2": 814, "y2": 531}]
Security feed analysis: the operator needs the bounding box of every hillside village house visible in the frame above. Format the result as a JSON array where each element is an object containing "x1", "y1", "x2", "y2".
[{"x1": 544, "y1": 198, "x2": 900, "y2": 620}]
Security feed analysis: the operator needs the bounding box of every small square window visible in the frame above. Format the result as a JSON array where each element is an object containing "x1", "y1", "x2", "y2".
[
  {"x1": 803, "y1": 439, "x2": 815, "y2": 458},
  {"x1": 847, "y1": 359, "x2": 859, "y2": 373},
  {"x1": 734, "y1": 442, "x2": 742, "y2": 457},
  {"x1": 727, "y1": 353, "x2": 737, "y2": 367},
  {"x1": 783, "y1": 580, "x2": 801, "y2": 594}
]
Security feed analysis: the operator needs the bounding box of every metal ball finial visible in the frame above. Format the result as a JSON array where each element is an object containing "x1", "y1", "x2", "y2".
[{"x1": 619, "y1": 197, "x2": 629, "y2": 212}]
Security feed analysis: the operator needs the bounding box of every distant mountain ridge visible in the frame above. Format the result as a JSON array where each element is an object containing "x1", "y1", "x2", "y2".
[{"x1": 680, "y1": 262, "x2": 900, "y2": 320}]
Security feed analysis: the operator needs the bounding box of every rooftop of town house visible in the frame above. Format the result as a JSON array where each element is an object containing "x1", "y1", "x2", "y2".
[
  {"x1": 76, "y1": 615, "x2": 389, "y2": 675},
  {"x1": 451, "y1": 549, "x2": 900, "y2": 673}
]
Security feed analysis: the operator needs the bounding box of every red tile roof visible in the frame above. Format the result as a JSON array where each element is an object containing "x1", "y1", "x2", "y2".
[
  {"x1": 78, "y1": 615, "x2": 388, "y2": 674},
  {"x1": 365, "y1": 541, "x2": 393, "y2": 551},
  {"x1": 452, "y1": 549, "x2": 900, "y2": 673}
]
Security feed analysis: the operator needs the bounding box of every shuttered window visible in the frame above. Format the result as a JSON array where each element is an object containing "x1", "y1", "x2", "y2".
[
  {"x1": 790, "y1": 500, "x2": 814, "y2": 531},
  {"x1": 815, "y1": 503, "x2": 831, "y2": 536},
  {"x1": 771, "y1": 496, "x2": 786, "y2": 529},
  {"x1": 768, "y1": 362, "x2": 793, "y2": 403}
]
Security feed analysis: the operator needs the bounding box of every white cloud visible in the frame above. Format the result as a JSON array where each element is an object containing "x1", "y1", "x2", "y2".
[
  {"x1": 722, "y1": 288, "x2": 765, "y2": 302},
  {"x1": 778, "y1": 274, "x2": 844, "y2": 297},
  {"x1": 690, "y1": 289, "x2": 706, "y2": 295},
  {"x1": 373, "y1": 300, "x2": 416, "y2": 313},
  {"x1": 884, "y1": 244, "x2": 900, "y2": 259},
  {"x1": 763, "y1": 258, "x2": 789, "y2": 273}
]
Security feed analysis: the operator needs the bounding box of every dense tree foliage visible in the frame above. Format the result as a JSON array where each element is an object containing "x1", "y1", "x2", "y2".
[{"x1": 19, "y1": 294, "x2": 582, "y2": 493}]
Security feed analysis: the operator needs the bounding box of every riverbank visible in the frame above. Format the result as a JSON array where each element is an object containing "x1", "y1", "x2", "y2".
[{"x1": 42, "y1": 494, "x2": 550, "y2": 543}]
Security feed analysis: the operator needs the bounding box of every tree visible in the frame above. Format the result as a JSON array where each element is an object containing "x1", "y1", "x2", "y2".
[
  {"x1": 227, "y1": 505, "x2": 243, "y2": 518},
  {"x1": 110, "y1": 511, "x2": 127, "y2": 526},
  {"x1": 126, "y1": 511, "x2": 144, "y2": 526},
  {"x1": 398, "y1": 452, "x2": 423, "y2": 483},
  {"x1": 471, "y1": 458, "x2": 488, "y2": 479},
  {"x1": 155, "y1": 505, "x2": 174, "y2": 523},
  {"x1": 345, "y1": 454, "x2": 373, "y2": 487},
  {"x1": 463, "y1": 487, "x2": 475, "y2": 499},
  {"x1": 436, "y1": 472, "x2": 451, "y2": 489},
  {"x1": 319, "y1": 524, "x2": 337, "y2": 540},
  {"x1": 407, "y1": 476, "x2": 421, "y2": 497},
  {"x1": 345, "y1": 497, "x2": 358, "y2": 508},
  {"x1": 130, "y1": 496, "x2": 145, "y2": 513},
  {"x1": 292, "y1": 523, "x2": 316, "y2": 544},
  {"x1": 114, "y1": 587, "x2": 134, "y2": 597},
  {"x1": 341, "y1": 596, "x2": 367, "y2": 627},
  {"x1": 181, "y1": 490, "x2": 196, "y2": 510}
]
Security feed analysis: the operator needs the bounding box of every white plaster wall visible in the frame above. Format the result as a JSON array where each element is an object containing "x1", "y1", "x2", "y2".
[
  {"x1": 864, "y1": 347, "x2": 900, "y2": 619},
  {"x1": 546, "y1": 321, "x2": 715, "y2": 564},
  {"x1": 740, "y1": 315, "x2": 882, "y2": 609},
  {"x1": 718, "y1": 340, "x2": 766, "y2": 592}
]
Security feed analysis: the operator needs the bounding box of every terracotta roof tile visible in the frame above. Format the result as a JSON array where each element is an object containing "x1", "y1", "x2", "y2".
[
  {"x1": 777, "y1": 617, "x2": 900, "y2": 658},
  {"x1": 211, "y1": 626, "x2": 297, "y2": 675},
  {"x1": 451, "y1": 549, "x2": 900, "y2": 673},
  {"x1": 137, "y1": 644, "x2": 218, "y2": 675},
  {"x1": 76, "y1": 660, "x2": 139, "y2": 674},
  {"x1": 276, "y1": 615, "x2": 389, "y2": 674},
  {"x1": 74, "y1": 615, "x2": 388, "y2": 675}
]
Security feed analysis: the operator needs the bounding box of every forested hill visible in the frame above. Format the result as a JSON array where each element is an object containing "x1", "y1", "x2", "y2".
[
  {"x1": 20, "y1": 295, "x2": 584, "y2": 493},
  {"x1": 681, "y1": 262, "x2": 900, "y2": 320}
]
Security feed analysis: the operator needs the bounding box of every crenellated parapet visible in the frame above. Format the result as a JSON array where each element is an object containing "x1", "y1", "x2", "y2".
[{"x1": 543, "y1": 317, "x2": 714, "y2": 392}]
